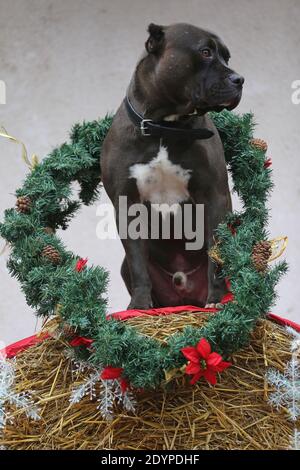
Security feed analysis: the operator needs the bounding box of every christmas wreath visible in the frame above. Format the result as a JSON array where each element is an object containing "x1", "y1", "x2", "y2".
[{"x1": 0, "y1": 111, "x2": 287, "y2": 391}]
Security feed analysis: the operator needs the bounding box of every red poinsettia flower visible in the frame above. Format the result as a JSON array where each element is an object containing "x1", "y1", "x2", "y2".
[
  {"x1": 101, "y1": 366, "x2": 124, "y2": 380},
  {"x1": 101, "y1": 366, "x2": 129, "y2": 393},
  {"x1": 75, "y1": 258, "x2": 88, "y2": 272},
  {"x1": 181, "y1": 338, "x2": 231, "y2": 385}
]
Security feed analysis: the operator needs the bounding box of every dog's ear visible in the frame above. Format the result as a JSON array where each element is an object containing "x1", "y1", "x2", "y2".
[{"x1": 145, "y1": 23, "x2": 165, "y2": 54}]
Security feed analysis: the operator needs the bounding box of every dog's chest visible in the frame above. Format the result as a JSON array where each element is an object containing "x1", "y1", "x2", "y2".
[{"x1": 129, "y1": 146, "x2": 191, "y2": 207}]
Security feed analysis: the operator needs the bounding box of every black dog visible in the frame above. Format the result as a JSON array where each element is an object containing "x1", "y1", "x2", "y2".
[{"x1": 101, "y1": 23, "x2": 244, "y2": 309}]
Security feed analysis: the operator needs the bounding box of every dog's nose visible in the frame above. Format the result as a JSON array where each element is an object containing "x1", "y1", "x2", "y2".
[{"x1": 228, "y1": 73, "x2": 245, "y2": 87}]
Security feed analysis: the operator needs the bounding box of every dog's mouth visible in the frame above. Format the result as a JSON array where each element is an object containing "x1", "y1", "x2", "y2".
[
  {"x1": 215, "y1": 93, "x2": 242, "y2": 111},
  {"x1": 167, "y1": 92, "x2": 242, "y2": 121},
  {"x1": 193, "y1": 92, "x2": 242, "y2": 115}
]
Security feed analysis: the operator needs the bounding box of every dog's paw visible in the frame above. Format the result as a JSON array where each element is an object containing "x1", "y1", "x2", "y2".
[
  {"x1": 205, "y1": 302, "x2": 223, "y2": 309},
  {"x1": 127, "y1": 290, "x2": 153, "y2": 310},
  {"x1": 127, "y1": 300, "x2": 154, "y2": 310},
  {"x1": 205, "y1": 282, "x2": 227, "y2": 309}
]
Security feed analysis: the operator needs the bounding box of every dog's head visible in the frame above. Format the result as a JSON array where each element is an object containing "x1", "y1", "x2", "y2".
[{"x1": 142, "y1": 23, "x2": 244, "y2": 115}]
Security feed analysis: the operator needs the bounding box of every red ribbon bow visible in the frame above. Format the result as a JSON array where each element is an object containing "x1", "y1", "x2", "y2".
[
  {"x1": 75, "y1": 258, "x2": 88, "y2": 272},
  {"x1": 264, "y1": 158, "x2": 272, "y2": 169},
  {"x1": 101, "y1": 366, "x2": 129, "y2": 393},
  {"x1": 69, "y1": 336, "x2": 94, "y2": 347},
  {"x1": 228, "y1": 219, "x2": 241, "y2": 235},
  {"x1": 181, "y1": 338, "x2": 231, "y2": 385}
]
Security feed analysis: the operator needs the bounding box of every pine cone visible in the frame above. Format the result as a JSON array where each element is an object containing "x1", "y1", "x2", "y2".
[
  {"x1": 252, "y1": 241, "x2": 272, "y2": 273},
  {"x1": 43, "y1": 227, "x2": 55, "y2": 235},
  {"x1": 250, "y1": 138, "x2": 268, "y2": 152},
  {"x1": 16, "y1": 196, "x2": 32, "y2": 213},
  {"x1": 62, "y1": 323, "x2": 76, "y2": 337},
  {"x1": 41, "y1": 245, "x2": 61, "y2": 265}
]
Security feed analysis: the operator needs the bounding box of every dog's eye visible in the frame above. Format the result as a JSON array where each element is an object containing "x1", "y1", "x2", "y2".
[{"x1": 201, "y1": 48, "x2": 212, "y2": 58}]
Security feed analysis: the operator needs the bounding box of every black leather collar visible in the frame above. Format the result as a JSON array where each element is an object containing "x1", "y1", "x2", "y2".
[{"x1": 125, "y1": 96, "x2": 214, "y2": 140}]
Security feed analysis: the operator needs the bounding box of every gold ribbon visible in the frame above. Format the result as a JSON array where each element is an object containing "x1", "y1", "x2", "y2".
[
  {"x1": 209, "y1": 236, "x2": 288, "y2": 266},
  {"x1": 269, "y1": 236, "x2": 288, "y2": 262},
  {"x1": 164, "y1": 365, "x2": 186, "y2": 383},
  {"x1": 0, "y1": 126, "x2": 39, "y2": 170},
  {"x1": 0, "y1": 126, "x2": 39, "y2": 255}
]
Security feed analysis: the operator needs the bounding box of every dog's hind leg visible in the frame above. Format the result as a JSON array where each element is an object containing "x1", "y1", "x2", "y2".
[{"x1": 121, "y1": 257, "x2": 132, "y2": 296}]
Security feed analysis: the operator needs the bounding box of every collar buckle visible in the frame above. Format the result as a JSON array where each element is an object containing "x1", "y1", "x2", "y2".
[
  {"x1": 125, "y1": 95, "x2": 214, "y2": 141},
  {"x1": 140, "y1": 119, "x2": 153, "y2": 136}
]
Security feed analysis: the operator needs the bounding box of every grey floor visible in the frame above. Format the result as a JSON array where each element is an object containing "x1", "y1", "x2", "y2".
[{"x1": 0, "y1": 0, "x2": 300, "y2": 346}]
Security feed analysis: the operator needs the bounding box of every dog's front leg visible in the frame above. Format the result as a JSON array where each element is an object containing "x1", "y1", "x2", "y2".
[
  {"x1": 114, "y1": 195, "x2": 153, "y2": 310},
  {"x1": 205, "y1": 193, "x2": 230, "y2": 308},
  {"x1": 192, "y1": 189, "x2": 230, "y2": 308}
]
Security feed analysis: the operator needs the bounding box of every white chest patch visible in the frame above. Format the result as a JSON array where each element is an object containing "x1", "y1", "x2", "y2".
[{"x1": 129, "y1": 146, "x2": 191, "y2": 213}]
